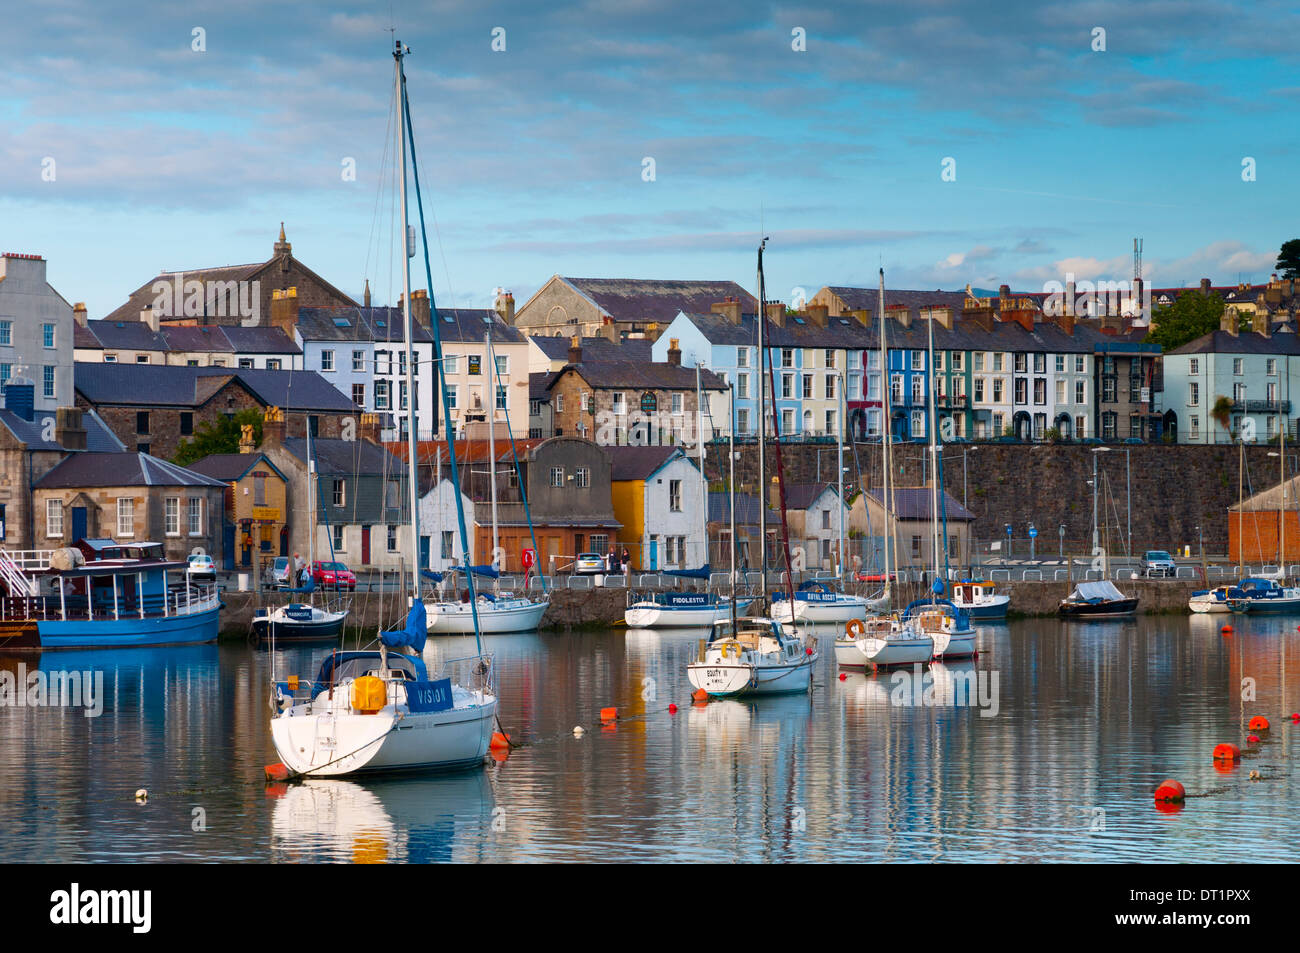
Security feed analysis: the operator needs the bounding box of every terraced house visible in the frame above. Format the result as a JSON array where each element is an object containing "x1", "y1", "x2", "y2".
[{"x1": 0, "y1": 252, "x2": 75, "y2": 413}]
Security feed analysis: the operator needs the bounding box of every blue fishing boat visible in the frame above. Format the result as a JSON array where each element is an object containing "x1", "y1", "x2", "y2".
[
  {"x1": 0, "y1": 539, "x2": 220, "y2": 650},
  {"x1": 1231, "y1": 577, "x2": 1300, "y2": 614}
]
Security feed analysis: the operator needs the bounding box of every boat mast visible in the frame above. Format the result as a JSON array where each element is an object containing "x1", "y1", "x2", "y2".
[
  {"x1": 728, "y1": 379, "x2": 737, "y2": 629},
  {"x1": 927, "y1": 305, "x2": 939, "y2": 600},
  {"x1": 396, "y1": 43, "x2": 419, "y2": 607},
  {"x1": 756, "y1": 239, "x2": 768, "y2": 604},
  {"x1": 879, "y1": 268, "x2": 892, "y2": 607},
  {"x1": 696, "y1": 362, "x2": 707, "y2": 569},
  {"x1": 487, "y1": 321, "x2": 499, "y2": 571},
  {"x1": 1280, "y1": 423, "x2": 1286, "y2": 584},
  {"x1": 837, "y1": 359, "x2": 844, "y2": 582}
]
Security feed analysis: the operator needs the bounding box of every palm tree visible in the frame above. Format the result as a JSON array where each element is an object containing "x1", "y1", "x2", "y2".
[{"x1": 1212, "y1": 395, "x2": 1233, "y2": 430}]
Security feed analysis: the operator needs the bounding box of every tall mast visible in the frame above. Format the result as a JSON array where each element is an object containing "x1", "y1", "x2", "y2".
[
  {"x1": 928, "y1": 305, "x2": 939, "y2": 589},
  {"x1": 757, "y1": 238, "x2": 768, "y2": 603},
  {"x1": 487, "y1": 322, "x2": 499, "y2": 568},
  {"x1": 1280, "y1": 423, "x2": 1286, "y2": 584},
  {"x1": 396, "y1": 43, "x2": 419, "y2": 604},
  {"x1": 879, "y1": 268, "x2": 892, "y2": 605},
  {"x1": 728, "y1": 380, "x2": 737, "y2": 626},
  {"x1": 837, "y1": 363, "x2": 844, "y2": 582},
  {"x1": 696, "y1": 362, "x2": 707, "y2": 568}
]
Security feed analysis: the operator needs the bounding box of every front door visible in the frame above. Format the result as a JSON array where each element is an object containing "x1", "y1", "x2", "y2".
[
  {"x1": 71, "y1": 507, "x2": 87, "y2": 542},
  {"x1": 420, "y1": 535, "x2": 430, "y2": 570},
  {"x1": 361, "y1": 525, "x2": 371, "y2": 566}
]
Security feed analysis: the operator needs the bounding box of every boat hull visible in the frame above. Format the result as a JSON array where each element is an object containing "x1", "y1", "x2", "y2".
[
  {"x1": 1241, "y1": 596, "x2": 1300, "y2": 615},
  {"x1": 770, "y1": 595, "x2": 873, "y2": 624},
  {"x1": 3, "y1": 606, "x2": 221, "y2": 651},
  {"x1": 858, "y1": 634, "x2": 934, "y2": 667},
  {"x1": 931, "y1": 628, "x2": 978, "y2": 658},
  {"x1": 270, "y1": 698, "x2": 498, "y2": 777},
  {"x1": 251, "y1": 613, "x2": 346, "y2": 644},
  {"x1": 1188, "y1": 597, "x2": 1232, "y2": 614},
  {"x1": 425, "y1": 599, "x2": 548, "y2": 633},
  {"x1": 624, "y1": 598, "x2": 753, "y2": 628},
  {"x1": 955, "y1": 597, "x2": 1010, "y2": 621},
  {"x1": 834, "y1": 637, "x2": 867, "y2": 667},
  {"x1": 686, "y1": 656, "x2": 815, "y2": 696},
  {"x1": 1058, "y1": 598, "x2": 1139, "y2": 619}
]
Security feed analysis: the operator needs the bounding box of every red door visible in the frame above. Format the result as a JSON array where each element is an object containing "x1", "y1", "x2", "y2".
[{"x1": 361, "y1": 525, "x2": 371, "y2": 566}]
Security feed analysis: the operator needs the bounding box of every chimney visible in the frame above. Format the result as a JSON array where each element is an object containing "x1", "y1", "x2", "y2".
[
  {"x1": 1200, "y1": 277, "x2": 1212, "y2": 296},
  {"x1": 237, "y1": 423, "x2": 255, "y2": 454},
  {"x1": 1253, "y1": 311, "x2": 1271, "y2": 338},
  {"x1": 363, "y1": 279, "x2": 371, "y2": 309},
  {"x1": 847, "y1": 308, "x2": 870, "y2": 328},
  {"x1": 4, "y1": 382, "x2": 34, "y2": 421},
  {"x1": 568, "y1": 335, "x2": 582, "y2": 365},
  {"x1": 359, "y1": 412, "x2": 382, "y2": 445},
  {"x1": 73, "y1": 302, "x2": 87, "y2": 327},
  {"x1": 885, "y1": 302, "x2": 912, "y2": 329},
  {"x1": 411, "y1": 289, "x2": 431, "y2": 328},
  {"x1": 710, "y1": 296, "x2": 743, "y2": 323},
  {"x1": 1099, "y1": 310, "x2": 1122, "y2": 334},
  {"x1": 262, "y1": 405, "x2": 286, "y2": 447},
  {"x1": 1005, "y1": 307, "x2": 1035, "y2": 333},
  {"x1": 269, "y1": 287, "x2": 299, "y2": 337},
  {"x1": 667, "y1": 338, "x2": 682, "y2": 366},
  {"x1": 140, "y1": 305, "x2": 159, "y2": 332},
  {"x1": 805, "y1": 303, "x2": 830, "y2": 327},
  {"x1": 765, "y1": 301, "x2": 786, "y2": 327},
  {"x1": 961, "y1": 305, "x2": 994, "y2": 334},
  {"x1": 1053, "y1": 308, "x2": 1076, "y2": 337},
  {"x1": 998, "y1": 284, "x2": 1011, "y2": 302},
  {"x1": 922, "y1": 305, "x2": 955, "y2": 330},
  {"x1": 493, "y1": 290, "x2": 516, "y2": 325},
  {"x1": 55, "y1": 407, "x2": 86, "y2": 451},
  {"x1": 1064, "y1": 280, "x2": 1076, "y2": 316}
]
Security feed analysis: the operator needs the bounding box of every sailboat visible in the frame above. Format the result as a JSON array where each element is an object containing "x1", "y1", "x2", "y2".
[
  {"x1": 1059, "y1": 450, "x2": 1138, "y2": 619},
  {"x1": 424, "y1": 308, "x2": 548, "y2": 633},
  {"x1": 267, "y1": 40, "x2": 498, "y2": 777},
  {"x1": 626, "y1": 364, "x2": 753, "y2": 627},
  {"x1": 839, "y1": 269, "x2": 931, "y2": 668},
  {"x1": 251, "y1": 428, "x2": 348, "y2": 645},
  {"x1": 688, "y1": 239, "x2": 817, "y2": 696}
]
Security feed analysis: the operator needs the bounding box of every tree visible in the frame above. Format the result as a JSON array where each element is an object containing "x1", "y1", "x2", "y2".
[
  {"x1": 1211, "y1": 395, "x2": 1233, "y2": 430},
  {"x1": 1276, "y1": 239, "x2": 1300, "y2": 280},
  {"x1": 173, "y1": 409, "x2": 263, "y2": 466},
  {"x1": 1147, "y1": 291, "x2": 1246, "y2": 352}
]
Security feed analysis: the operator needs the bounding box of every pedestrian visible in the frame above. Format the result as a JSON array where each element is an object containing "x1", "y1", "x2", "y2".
[
  {"x1": 622, "y1": 547, "x2": 631, "y2": 574},
  {"x1": 292, "y1": 551, "x2": 306, "y2": 587}
]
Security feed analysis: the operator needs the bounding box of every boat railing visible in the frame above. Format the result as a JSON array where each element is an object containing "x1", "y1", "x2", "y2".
[
  {"x1": 433, "y1": 652, "x2": 496, "y2": 698},
  {"x1": 0, "y1": 550, "x2": 38, "y2": 597}
]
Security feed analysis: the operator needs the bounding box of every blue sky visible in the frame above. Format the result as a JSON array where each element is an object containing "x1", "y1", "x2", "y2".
[{"x1": 3, "y1": 0, "x2": 1297, "y2": 317}]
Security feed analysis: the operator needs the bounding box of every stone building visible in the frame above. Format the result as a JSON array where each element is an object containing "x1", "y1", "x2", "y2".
[
  {"x1": 187, "y1": 439, "x2": 291, "y2": 574},
  {"x1": 100, "y1": 224, "x2": 355, "y2": 327},
  {"x1": 512, "y1": 276, "x2": 757, "y2": 341},
  {"x1": 0, "y1": 252, "x2": 76, "y2": 413},
  {"x1": 73, "y1": 362, "x2": 360, "y2": 459},
  {"x1": 32, "y1": 452, "x2": 226, "y2": 564}
]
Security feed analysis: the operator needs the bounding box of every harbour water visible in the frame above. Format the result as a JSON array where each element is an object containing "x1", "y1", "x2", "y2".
[{"x1": 1, "y1": 614, "x2": 1296, "y2": 863}]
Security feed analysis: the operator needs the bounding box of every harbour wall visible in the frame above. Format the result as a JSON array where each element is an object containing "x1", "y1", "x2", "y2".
[{"x1": 218, "y1": 578, "x2": 1207, "y2": 637}]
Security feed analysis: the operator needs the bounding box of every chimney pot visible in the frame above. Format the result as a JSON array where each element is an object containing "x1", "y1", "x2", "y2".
[{"x1": 568, "y1": 335, "x2": 582, "y2": 365}]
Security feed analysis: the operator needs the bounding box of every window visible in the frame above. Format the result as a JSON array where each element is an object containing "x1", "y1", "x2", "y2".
[
  {"x1": 911, "y1": 351, "x2": 924, "y2": 370},
  {"x1": 736, "y1": 373, "x2": 750, "y2": 399},
  {"x1": 352, "y1": 383, "x2": 365, "y2": 407},
  {"x1": 1075, "y1": 415, "x2": 1086, "y2": 438},
  {"x1": 1075, "y1": 380, "x2": 1086, "y2": 404},
  {"x1": 266, "y1": 359, "x2": 281, "y2": 371},
  {"x1": 782, "y1": 408, "x2": 795, "y2": 433},
  {"x1": 911, "y1": 409, "x2": 925, "y2": 435},
  {"x1": 254, "y1": 473, "x2": 266, "y2": 506},
  {"x1": 973, "y1": 352, "x2": 984, "y2": 372},
  {"x1": 912, "y1": 535, "x2": 922, "y2": 558},
  {"x1": 611, "y1": 392, "x2": 627, "y2": 415},
  {"x1": 671, "y1": 393, "x2": 683, "y2": 415},
  {"x1": 332, "y1": 524, "x2": 345, "y2": 551},
  {"x1": 374, "y1": 380, "x2": 390, "y2": 410},
  {"x1": 1130, "y1": 416, "x2": 1143, "y2": 439},
  {"x1": 575, "y1": 467, "x2": 590, "y2": 488},
  {"x1": 993, "y1": 378, "x2": 1004, "y2": 403},
  {"x1": 332, "y1": 479, "x2": 345, "y2": 507},
  {"x1": 911, "y1": 376, "x2": 924, "y2": 405},
  {"x1": 117, "y1": 498, "x2": 134, "y2": 537},
  {"x1": 1014, "y1": 353, "x2": 1027, "y2": 373},
  {"x1": 1033, "y1": 353, "x2": 1045, "y2": 373},
  {"x1": 1102, "y1": 412, "x2": 1117, "y2": 440},
  {"x1": 179, "y1": 412, "x2": 193, "y2": 436},
  {"x1": 1189, "y1": 357, "x2": 1200, "y2": 375},
  {"x1": 1034, "y1": 414, "x2": 1046, "y2": 438},
  {"x1": 550, "y1": 467, "x2": 564, "y2": 487},
  {"x1": 781, "y1": 349, "x2": 794, "y2": 368},
  {"x1": 821, "y1": 509, "x2": 831, "y2": 530},
  {"x1": 238, "y1": 358, "x2": 254, "y2": 369},
  {"x1": 825, "y1": 349, "x2": 836, "y2": 368},
  {"x1": 580, "y1": 391, "x2": 591, "y2": 413},
  {"x1": 399, "y1": 381, "x2": 409, "y2": 410},
  {"x1": 669, "y1": 479, "x2": 682, "y2": 511},
  {"x1": 136, "y1": 411, "x2": 150, "y2": 434},
  {"x1": 0, "y1": 364, "x2": 10, "y2": 385},
  {"x1": 440, "y1": 531, "x2": 454, "y2": 560},
  {"x1": 993, "y1": 413, "x2": 1003, "y2": 435},
  {"x1": 1267, "y1": 358, "x2": 1278, "y2": 376},
  {"x1": 161, "y1": 497, "x2": 179, "y2": 535},
  {"x1": 444, "y1": 353, "x2": 459, "y2": 375},
  {"x1": 188, "y1": 498, "x2": 202, "y2": 536},
  {"x1": 1188, "y1": 382, "x2": 1199, "y2": 407},
  {"x1": 825, "y1": 374, "x2": 836, "y2": 399},
  {"x1": 802, "y1": 374, "x2": 813, "y2": 399},
  {"x1": 444, "y1": 385, "x2": 457, "y2": 409},
  {"x1": 1103, "y1": 378, "x2": 1116, "y2": 403},
  {"x1": 737, "y1": 408, "x2": 750, "y2": 433},
  {"x1": 1034, "y1": 379, "x2": 1046, "y2": 405},
  {"x1": 42, "y1": 324, "x2": 55, "y2": 348},
  {"x1": 993, "y1": 353, "x2": 1004, "y2": 372},
  {"x1": 496, "y1": 385, "x2": 507, "y2": 411},
  {"x1": 974, "y1": 378, "x2": 985, "y2": 402},
  {"x1": 0, "y1": 321, "x2": 10, "y2": 345},
  {"x1": 951, "y1": 352, "x2": 963, "y2": 371},
  {"x1": 387, "y1": 524, "x2": 399, "y2": 552},
  {"x1": 1233, "y1": 358, "x2": 1243, "y2": 376},
  {"x1": 43, "y1": 365, "x2": 55, "y2": 399},
  {"x1": 1234, "y1": 383, "x2": 1246, "y2": 403},
  {"x1": 1055, "y1": 380, "x2": 1066, "y2": 404},
  {"x1": 1014, "y1": 378, "x2": 1027, "y2": 404},
  {"x1": 555, "y1": 393, "x2": 564, "y2": 413},
  {"x1": 1055, "y1": 355, "x2": 1065, "y2": 373},
  {"x1": 495, "y1": 355, "x2": 509, "y2": 377},
  {"x1": 848, "y1": 371, "x2": 861, "y2": 399},
  {"x1": 890, "y1": 374, "x2": 903, "y2": 404},
  {"x1": 736, "y1": 348, "x2": 750, "y2": 368},
  {"x1": 46, "y1": 499, "x2": 63, "y2": 538},
  {"x1": 781, "y1": 374, "x2": 794, "y2": 399},
  {"x1": 1190, "y1": 415, "x2": 1200, "y2": 438},
  {"x1": 867, "y1": 350, "x2": 881, "y2": 371},
  {"x1": 352, "y1": 349, "x2": 366, "y2": 372},
  {"x1": 590, "y1": 534, "x2": 609, "y2": 555},
  {"x1": 1075, "y1": 355, "x2": 1085, "y2": 373},
  {"x1": 825, "y1": 409, "x2": 837, "y2": 434}
]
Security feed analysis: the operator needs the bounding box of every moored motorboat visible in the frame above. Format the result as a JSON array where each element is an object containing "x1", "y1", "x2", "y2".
[
  {"x1": 425, "y1": 590, "x2": 548, "y2": 633},
  {"x1": 770, "y1": 580, "x2": 876, "y2": 625},
  {"x1": 1230, "y1": 576, "x2": 1300, "y2": 615},
  {"x1": 853, "y1": 614, "x2": 934, "y2": 668},
  {"x1": 624, "y1": 590, "x2": 754, "y2": 628},
  {"x1": 1058, "y1": 580, "x2": 1139, "y2": 619},
  {"x1": 1188, "y1": 585, "x2": 1237, "y2": 614},
  {"x1": 950, "y1": 579, "x2": 1010, "y2": 621},
  {"x1": 687, "y1": 616, "x2": 817, "y2": 697},
  {"x1": 251, "y1": 601, "x2": 347, "y2": 645}
]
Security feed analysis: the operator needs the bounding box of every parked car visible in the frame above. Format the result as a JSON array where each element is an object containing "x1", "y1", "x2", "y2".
[
  {"x1": 854, "y1": 571, "x2": 897, "y2": 583},
  {"x1": 269, "y1": 556, "x2": 291, "y2": 589},
  {"x1": 311, "y1": 560, "x2": 356, "y2": 590},
  {"x1": 1142, "y1": 550, "x2": 1177, "y2": 577},
  {"x1": 187, "y1": 553, "x2": 216, "y2": 582},
  {"x1": 1123, "y1": 437, "x2": 1144, "y2": 445},
  {"x1": 573, "y1": 553, "x2": 605, "y2": 575}
]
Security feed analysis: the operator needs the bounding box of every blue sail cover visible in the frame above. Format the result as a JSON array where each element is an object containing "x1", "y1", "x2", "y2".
[
  {"x1": 380, "y1": 600, "x2": 427, "y2": 654},
  {"x1": 420, "y1": 569, "x2": 445, "y2": 583},
  {"x1": 284, "y1": 577, "x2": 316, "y2": 594},
  {"x1": 663, "y1": 564, "x2": 711, "y2": 580},
  {"x1": 466, "y1": 564, "x2": 500, "y2": 579}
]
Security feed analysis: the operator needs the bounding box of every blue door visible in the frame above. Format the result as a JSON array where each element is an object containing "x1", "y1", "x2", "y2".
[
  {"x1": 420, "y1": 535, "x2": 431, "y2": 570},
  {"x1": 649, "y1": 537, "x2": 658, "y2": 570},
  {"x1": 71, "y1": 507, "x2": 87, "y2": 542},
  {"x1": 222, "y1": 524, "x2": 236, "y2": 570}
]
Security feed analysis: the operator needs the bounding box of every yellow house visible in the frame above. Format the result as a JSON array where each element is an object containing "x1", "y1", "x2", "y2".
[
  {"x1": 604, "y1": 445, "x2": 706, "y2": 570},
  {"x1": 187, "y1": 440, "x2": 291, "y2": 575}
]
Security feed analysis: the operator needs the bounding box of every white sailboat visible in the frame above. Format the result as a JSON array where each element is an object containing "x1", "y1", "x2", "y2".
[{"x1": 267, "y1": 40, "x2": 498, "y2": 778}]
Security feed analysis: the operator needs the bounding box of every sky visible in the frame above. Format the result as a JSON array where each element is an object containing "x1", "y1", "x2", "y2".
[{"x1": 3, "y1": 0, "x2": 1298, "y2": 318}]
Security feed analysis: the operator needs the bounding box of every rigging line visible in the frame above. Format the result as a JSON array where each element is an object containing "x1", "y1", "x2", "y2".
[{"x1": 400, "y1": 63, "x2": 483, "y2": 656}]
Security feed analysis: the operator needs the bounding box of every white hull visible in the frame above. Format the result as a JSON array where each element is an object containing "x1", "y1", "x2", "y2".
[
  {"x1": 834, "y1": 638, "x2": 867, "y2": 667},
  {"x1": 1188, "y1": 598, "x2": 1231, "y2": 614},
  {"x1": 624, "y1": 597, "x2": 753, "y2": 628},
  {"x1": 770, "y1": 594, "x2": 874, "y2": 624},
  {"x1": 858, "y1": 633, "x2": 934, "y2": 667},
  {"x1": 931, "y1": 627, "x2": 977, "y2": 659},
  {"x1": 425, "y1": 597, "x2": 548, "y2": 633},
  {"x1": 687, "y1": 657, "x2": 815, "y2": 696}
]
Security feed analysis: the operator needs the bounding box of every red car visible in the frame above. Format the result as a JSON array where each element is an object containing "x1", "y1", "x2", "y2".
[
  {"x1": 311, "y1": 560, "x2": 356, "y2": 590},
  {"x1": 854, "y1": 571, "x2": 897, "y2": 583}
]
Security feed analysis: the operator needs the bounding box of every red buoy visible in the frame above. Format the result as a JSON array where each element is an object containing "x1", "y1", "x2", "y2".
[
  {"x1": 1221, "y1": 624, "x2": 1233, "y2": 634},
  {"x1": 691, "y1": 688, "x2": 708, "y2": 703},
  {"x1": 265, "y1": 762, "x2": 292, "y2": 783},
  {"x1": 600, "y1": 706, "x2": 617, "y2": 723},
  {"x1": 489, "y1": 731, "x2": 510, "y2": 750},
  {"x1": 1213, "y1": 743, "x2": 1241, "y2": 762},
  {"x1": 1153, "y1": 779, "x2": 1186, "y2": 802},
  {"x1": 668, "y1": 703, "x2": 678, "y2": 714},
  {"x1": 1291, "y1": 712, "x2": 1300, "y2": 722},
  {"x1": 839, "y1": 672, "x2": 847, "y2": 681},
  {"x1": 1249, "y1": 715, "x2": 1270, "y2": 731},
  {"x1": 806, "y1": 647, "x2": 813, "y2": 656},
  {"x1": 1248, "y1": 734, "x2": 1260, "y2": 744}
]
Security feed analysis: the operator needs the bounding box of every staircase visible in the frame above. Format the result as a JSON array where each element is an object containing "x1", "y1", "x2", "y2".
[{"x1": 0, "y1": 550, "x2": 41, "y2": 597}]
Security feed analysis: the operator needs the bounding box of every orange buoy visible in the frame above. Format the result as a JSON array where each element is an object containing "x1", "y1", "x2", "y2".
[
  {"x1": 1213, "y1": 742, "x2": 1241, "y2": 762},
  {"x1": 692, "y1": 688, "x2": 708, "y2": 703},
  {"x1": 1247, "y1": 734, "x2": 1260, "y2": 744},
  {"x1": 838, "y1": 672, "x2": 847, "y2": 681},
  {"x1": 264, "y1": 762, "x2": 292, "y2": 783},
  {"x1": 1221, "y1": 624, "x2": 1233, "y2": 634},
  {"x1": 1214, "y1": 759, "x2": 1236, "y2": 775},
  {"x1": 1153, "y1": 779, "x2": 1186, "y2": 802},
  {"x1": 264, "y1": 782, "x2": 289, "y2": 798},
  {"x1": 668, "y1": 703, "x2": 678, "y2": 713},
  {"x1": 490, "y1": 748, "x2": 509, "y2": 763},
  {"x1": 1249, "y1": 715, "x2": 1270, "y2": 731},
  {"x1": 600, "y1": 706, "x2": 617, "y2": 723},
  {"x1": 489, "y1": 731, "x2": 511, "y2": 750},
  {"x1": 1154, "y1": 799, "x2": 1185, "y2": 815}
]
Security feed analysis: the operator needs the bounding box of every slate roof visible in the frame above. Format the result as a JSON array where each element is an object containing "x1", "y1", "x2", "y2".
[
  {"x1": 102, "y1": 263, "x2": 266, "y2": 323},
  {"x1": 529, "y1": 372, "x2": 556, "y2": 402},
  {"x1": 550, "y1": 361, "x2": 727, "y2": 391},
  {"x1": 76, "y1": 321, "x2": 300, "y2": 355},
  {"x1": 185, "y1": 452, "x2": 286, "y2": 483},
  {"x1": 280, "y1": 437, "x2": 403, "y2": 476},
  {"x1": 73, "y1": 363, "x2": 358, "y2": 412},
  {"x1": 560, "y1": 277, "x2": 759, "y2": 325},
  {"x1": 34, "y1": 452, "x2": 226, "y2": 489},
  {"x1": 432, "y1": 309, "x2": 525, "y2": 344},
  {"x1": 820, "y1": 286, "x2": 973, "y2": 321},
  {"x1": 384, "y1": 438, "x2": 547, "y2": 466},
  {"x1": 866, "y1": 487, "x2": 975, "y2": 521},
  {"x1": 707, "y1": 491, "x2": 777, "y2": 525},
  {"x1": 530, "y1": 335, "x2": 652, "y2": 363},
  {"x1": 297, "y1": 306, "x2": 521, "y2": 345},
  {"x1": 215, "y1": 326, "x2": 301, "y2": 354},
  {"x1": 1168, "y1": 330, "x2": 1300, "y2": 356},
  {"x1": 0, "y1": 407, "x2": 124, "y2": 453},
  {"x1": 602, "y1": 445, "x2": 697, "y2": 482},
  {"x1": 781, "y1": 482, "x2": 841, "y2": 511}
]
